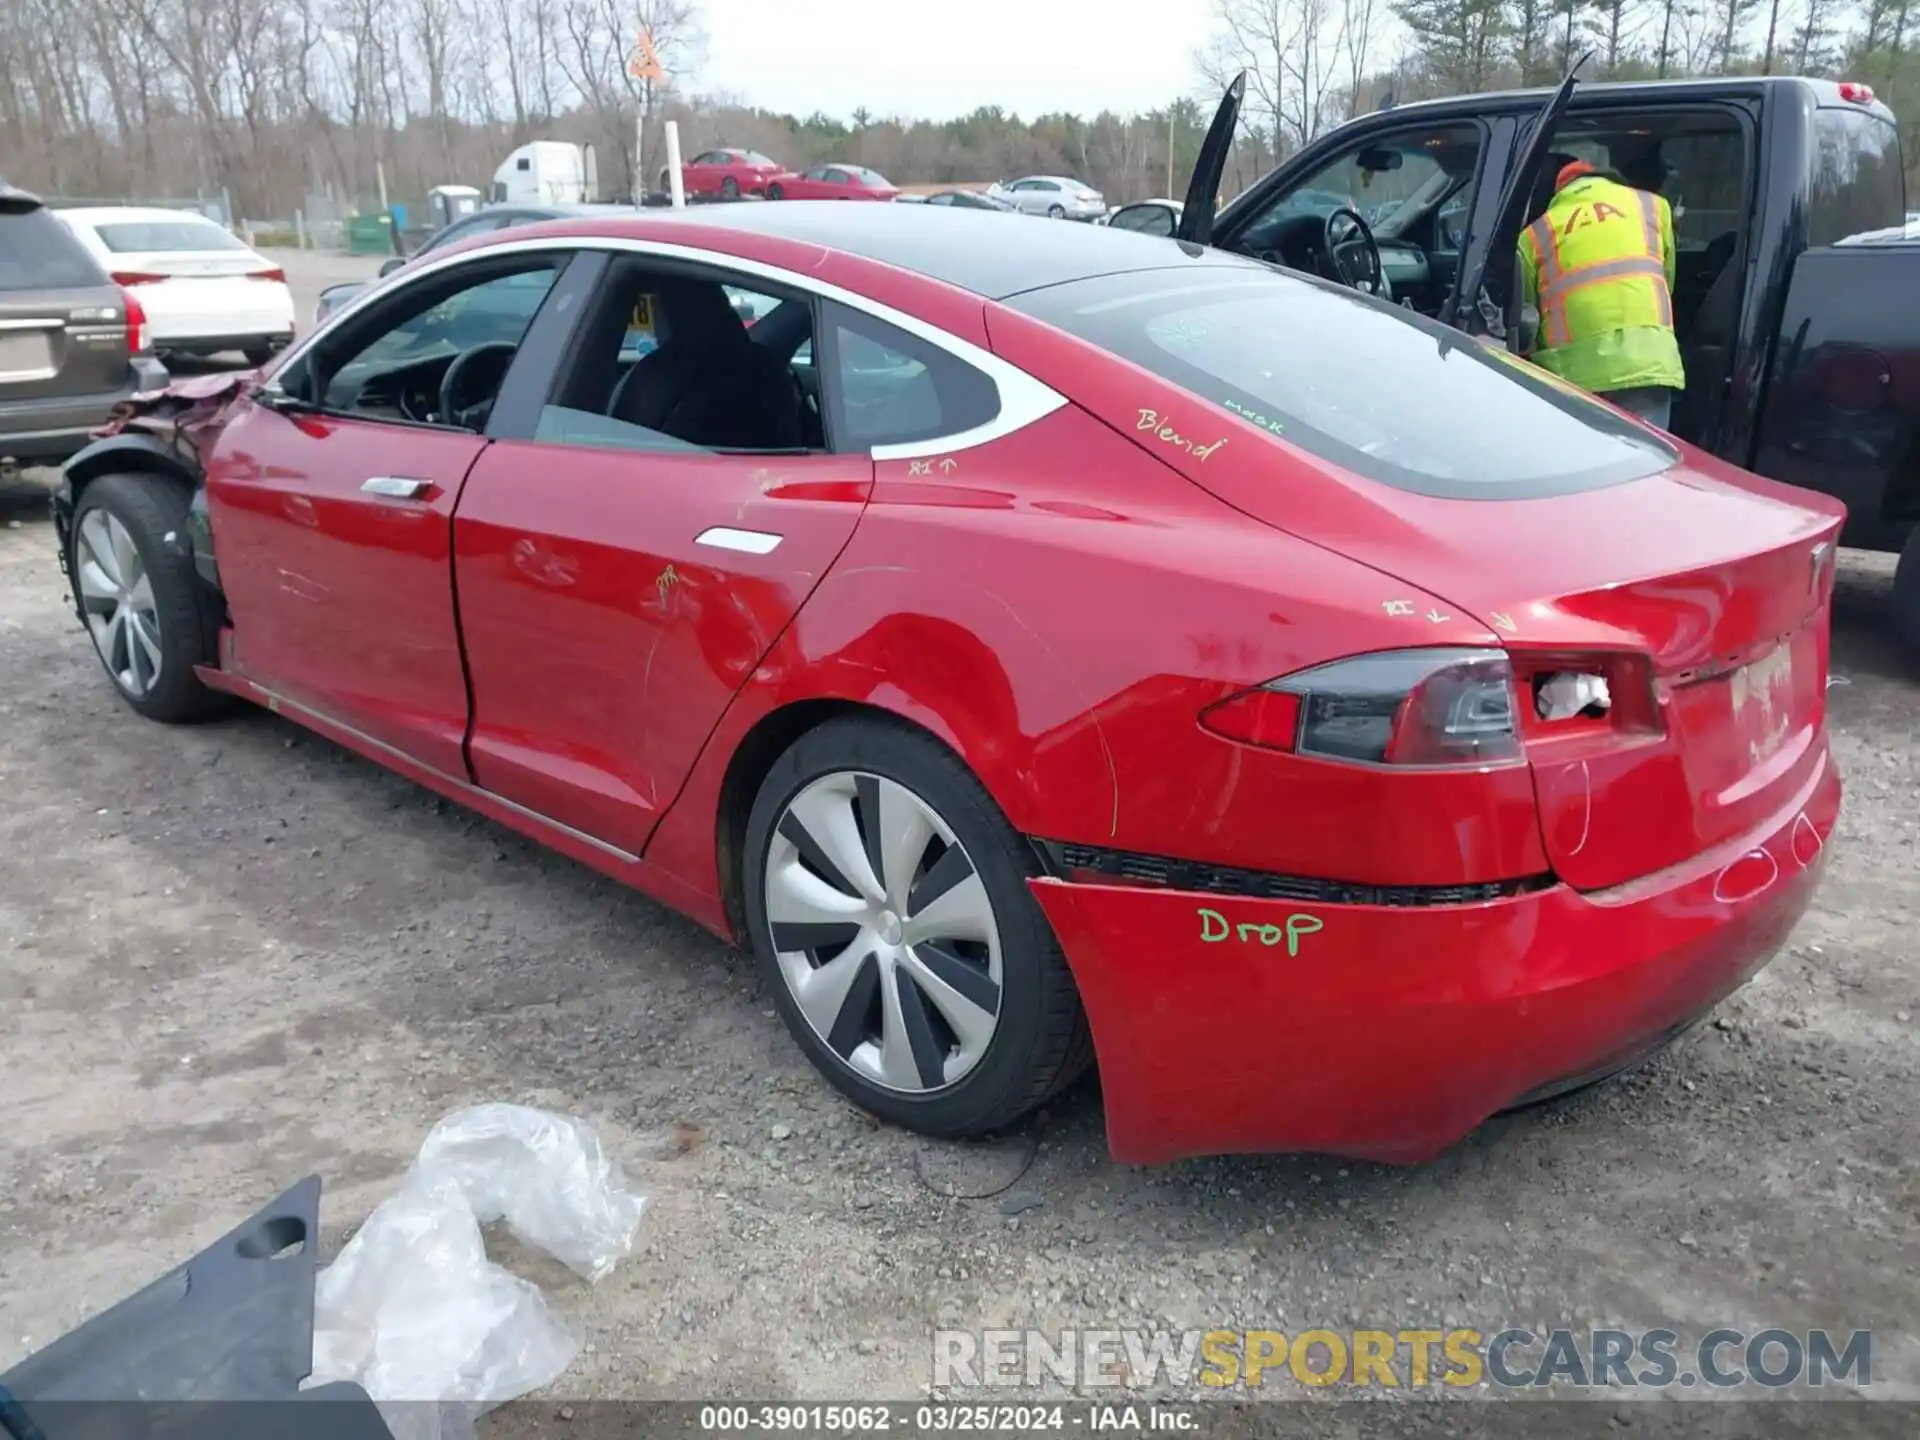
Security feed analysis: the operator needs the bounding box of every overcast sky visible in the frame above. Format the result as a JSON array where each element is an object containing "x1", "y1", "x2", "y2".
[{"x1": 696, "y1": 0, "x2": 1221, "y2": 122}]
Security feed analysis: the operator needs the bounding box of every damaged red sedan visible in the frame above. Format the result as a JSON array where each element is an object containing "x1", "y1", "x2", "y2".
[{"x1": 52, "y1": 204, "x2": 1842, "y2": 1165}]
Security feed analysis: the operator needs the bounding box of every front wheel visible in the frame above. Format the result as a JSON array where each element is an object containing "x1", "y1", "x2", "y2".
[
  {"x1": 766, "y1": 182, "x2": 786, "y2": 201},
  {"x1": 742, "y1": 717, "x2": 1092, "y2": 1137},
  {"x1": 1894, "y1": 527, "x2": 1920, "y2": 660},
  {"x1": 1047, "y1": 203, "x2": 1065, "y2": 219},
  {"x1": 68, "y1": 474, "x2": 226, "y2": 722},
  {"x1": 721, "y1": 176, "x2": 740, "y2": 199}
]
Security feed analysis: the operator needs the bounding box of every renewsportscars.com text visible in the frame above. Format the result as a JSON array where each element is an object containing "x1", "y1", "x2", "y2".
[{"x1": 932, "y1": 1327, "x2": 1872, "y2": 1391}]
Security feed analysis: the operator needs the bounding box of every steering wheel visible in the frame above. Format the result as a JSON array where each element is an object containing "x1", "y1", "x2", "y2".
[
  {"x1": 438, "y1": 342, "x2": 518, "y2": 430},
  {"x1": 1322, "y1": 207, "x2": 1385, "y2": 295}
]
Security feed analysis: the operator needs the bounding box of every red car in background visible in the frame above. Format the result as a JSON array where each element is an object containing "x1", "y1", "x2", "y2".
[
  {"x1": 664, "y1": 148, "x2": 783, "y2": 199},
  {"x1": 766, "y1": 164, "x2": 899, "y2": 201}
]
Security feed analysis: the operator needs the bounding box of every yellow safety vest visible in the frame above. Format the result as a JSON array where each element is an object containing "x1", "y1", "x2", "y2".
[{"x1": 1516, "y1": 175, "x2": 1686, "y2": 395}]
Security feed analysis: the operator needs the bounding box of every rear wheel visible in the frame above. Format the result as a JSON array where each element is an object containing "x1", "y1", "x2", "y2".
[
  {"x1": 767, "y1": 182, "x2": 785, "y2": 201},
  {"x1": 1894, "y1": 527, "x2": 1920, "y2": 660},
  {"x1": 742, "y1": 717, "x2": 1092, "y2": 1137},
  {"x1": 1047, "y1": 203, "x2": 1065, "y2": 219},
  {"x1": 68, "y1": 474, "x2": 225, "y2": 723}
]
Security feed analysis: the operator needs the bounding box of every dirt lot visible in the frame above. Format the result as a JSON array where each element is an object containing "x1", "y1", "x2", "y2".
[{"x1": 1, "y1": 249, "x2": 1918, "y2": 1418}]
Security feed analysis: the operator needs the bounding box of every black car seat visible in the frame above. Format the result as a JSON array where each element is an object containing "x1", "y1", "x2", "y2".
[
  {"x1": 608, "y1": 278, "x2": 805, "y2": 450},
  {"x1": 1673, "y1": 230, "x2": 1742, "y2": 444}
]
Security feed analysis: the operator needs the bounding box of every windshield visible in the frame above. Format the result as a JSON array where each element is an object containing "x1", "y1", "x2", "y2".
[
  {"x1": 1241, "y1": 125, "x2": 1482, "y2": 248},
  {"x1": 1007, "y1": 270, "x2": 1677, "y2": 499},
  {"x1": 92, "y1": 218, "x2": 249, "y2": 253}
]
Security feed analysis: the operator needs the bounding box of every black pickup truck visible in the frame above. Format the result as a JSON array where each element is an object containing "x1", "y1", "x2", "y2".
[{"x1": 1169, "y1": 68, "x2": 1920, "y2": 653}]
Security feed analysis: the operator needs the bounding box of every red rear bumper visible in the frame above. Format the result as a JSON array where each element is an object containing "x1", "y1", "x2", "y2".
[{"x1": 1031, "y1": 741, "x2": 1839, "y2": 1166}]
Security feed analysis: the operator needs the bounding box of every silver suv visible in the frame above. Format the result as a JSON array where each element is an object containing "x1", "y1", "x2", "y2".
[{"x1": 0, "y1": 182, "x2": 167, "y2": 468}]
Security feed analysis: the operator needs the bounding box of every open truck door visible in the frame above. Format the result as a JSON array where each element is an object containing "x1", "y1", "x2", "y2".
[
  {"x1": 1174, "y1": 71, "x2": 1246, "y2": 247},
  {"x1": 1444, "y1": 50, "x2": 1591, "y2": 339}
]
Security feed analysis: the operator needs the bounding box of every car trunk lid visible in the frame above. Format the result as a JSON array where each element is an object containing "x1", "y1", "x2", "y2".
[{"x1": 1289, "y1": 463, "x2": 1844, "y2": 890}]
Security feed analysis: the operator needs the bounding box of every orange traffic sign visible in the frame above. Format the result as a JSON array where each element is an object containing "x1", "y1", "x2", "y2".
[{"x1": 628, "y1": 28, "x2": 664, "y2": 80}]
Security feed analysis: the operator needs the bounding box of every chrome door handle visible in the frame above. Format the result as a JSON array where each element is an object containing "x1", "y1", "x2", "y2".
[{"x1": 361, "y1": 476, "x2": 432, "y2": 499}]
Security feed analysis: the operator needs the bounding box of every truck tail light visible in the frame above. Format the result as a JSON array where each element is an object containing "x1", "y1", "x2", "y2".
[
  {"x1": 1837, "y1": 81, "x2": 1876, "y2": 104},
  {"x1": 1199, "y1": 647, "x2": 1524, "y2": 768},
  {"x1": 120, "y1": 287, "x2": 147, "y2": 354}
]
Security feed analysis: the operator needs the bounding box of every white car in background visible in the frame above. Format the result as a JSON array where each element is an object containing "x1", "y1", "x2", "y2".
[
  {"x1": 54, "y1": 207, "x2": 295, "y2": 365},
  {"x1": 988, "y1": 175, "x2": 1106, "y2": 219}
]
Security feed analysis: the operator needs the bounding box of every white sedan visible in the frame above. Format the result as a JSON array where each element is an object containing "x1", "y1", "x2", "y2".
[
  {"x1": 986, "y1": 176, "x2": 1106, "y2": 220},
  {"x1": 55, "y1": 207, "x2": 296, "y2": 365}
]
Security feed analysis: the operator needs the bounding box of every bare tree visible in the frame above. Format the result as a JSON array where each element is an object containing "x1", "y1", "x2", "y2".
[{"x1": 1201, "y1": 0, "x2": 1350, "y2": 157}]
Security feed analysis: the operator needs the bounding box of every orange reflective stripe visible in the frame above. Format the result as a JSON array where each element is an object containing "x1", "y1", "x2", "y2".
[
  {"x1": 1528, "y1": 216, "x2": 1562, "y2": 286},
  {"x1": 1537, "y1": 255, "x2": 1664, "y2": 346},
  {"x1": 1634, "y1": 189, "x2": 1662, "y2": 258}
]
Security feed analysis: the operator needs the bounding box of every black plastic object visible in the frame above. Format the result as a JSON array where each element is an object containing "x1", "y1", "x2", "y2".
[{"x1": 0, "y1": 1176, "x2": 394, "y2": 1440}]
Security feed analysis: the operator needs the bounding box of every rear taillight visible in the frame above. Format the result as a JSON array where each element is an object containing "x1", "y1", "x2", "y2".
[
  {"x1": 110, "y1": 270, "x2": 166, "y2": 286},
  {"x1": 1200, "y1": 647, "x2": 1524, "y2": 768},
  {"x1": 121, "y1": 287, "x2": 147, "y2": 354},
  {"x1": 250, "y1": 266, "x2": 287, "y2": 282},
  {"x1": 1508, "y1": 650, "x2": 1662, "y2": 744}
]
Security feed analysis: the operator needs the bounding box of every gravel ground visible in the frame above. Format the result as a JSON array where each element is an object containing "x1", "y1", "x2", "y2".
[{"x1": 1, "y1": 250, "x2": 1917, "y2": 1425}]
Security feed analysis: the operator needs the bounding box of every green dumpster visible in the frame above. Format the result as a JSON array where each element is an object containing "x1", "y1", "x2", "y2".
[{"x1": 347, "y1": 213, "x2": 393, "y2": 255}]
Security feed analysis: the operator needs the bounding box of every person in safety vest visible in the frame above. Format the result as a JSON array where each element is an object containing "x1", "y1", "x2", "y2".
[{"x1": 1516, "y1": 158, "x2": 1685, "y2": 430}]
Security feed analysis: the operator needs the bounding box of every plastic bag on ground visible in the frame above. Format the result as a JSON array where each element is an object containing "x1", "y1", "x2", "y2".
[
  {"x1": 410, "y1": 1103, "x2": 648, "y2": 1282},
  {"x1": 308, "y1": 1105, "x2": 647, "y2": 1440}
]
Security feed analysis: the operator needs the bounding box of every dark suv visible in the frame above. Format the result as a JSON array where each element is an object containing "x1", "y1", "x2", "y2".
[{"x1": 1, "y1": 181, "x2": 167, "y2": 468}]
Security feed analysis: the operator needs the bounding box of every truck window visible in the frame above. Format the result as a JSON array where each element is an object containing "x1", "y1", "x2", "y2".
[{"x1": 1809, "y1": 108, "x2": 1905, "y2": 246}]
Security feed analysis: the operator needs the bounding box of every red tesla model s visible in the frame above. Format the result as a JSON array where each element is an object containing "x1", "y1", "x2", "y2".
[{"x1": 52, "y1": 201, "x2": 1842, "y2": 1166}]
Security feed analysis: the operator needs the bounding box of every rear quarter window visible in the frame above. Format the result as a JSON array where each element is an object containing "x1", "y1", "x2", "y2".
[
  {"x1": 1007, "y1": 271, "x2": 1677, "y2": 500},
  {"x1": 0, "y1": 208, "x2": 108, "y2": 289},
  {"x1": 1809, "y1": 108, "x2": 1906, "y2": 246}
]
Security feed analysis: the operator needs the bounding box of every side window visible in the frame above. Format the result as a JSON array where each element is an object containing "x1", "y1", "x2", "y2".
[
  {"x1": 825, "y1": 168, "x2": 850, "y2": 185},
  {"x1": 822, "y1": 302, "x2": 1000, "y2": 450},
  {"x1": 1238, "y1": 123, "x2": 1483, "y2": 253},
  {"x1": 1810, "y1": 107, "x2": 1905, "y2": 245},
  {"x1": 806, "y1": 165, "x2": 830, "y2": 181},
  {"x1": 307, "y1": 259, "x2": 563, "y2": 419},
  {"x1": 516, "y1": 157, "x2": 530, "y2": 172},
  {"x1": 533, "y1": 261, "x2": 823, "y2": 455}
]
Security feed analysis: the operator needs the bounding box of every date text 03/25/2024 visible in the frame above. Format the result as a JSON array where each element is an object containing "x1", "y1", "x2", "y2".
[{"x1": 696, "y1": 1404, "x2": 1196, "y2": 1432}]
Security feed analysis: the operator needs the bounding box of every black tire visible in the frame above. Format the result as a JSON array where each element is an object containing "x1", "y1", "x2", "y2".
[
  {"x1": 1047, "y1": 203, "x2": 1065, "y2": 219},
  {"x1": 68, "y1": 474, "x2": 227, "y2": 723},
  {"x1": 721, "y1": 176, "x2": 740, "y2": 199},
  {"x1": 742, "y1": 715, "x2": 1093, "y2": 1137},
  {"x1": 767, "y1": 182, "x2": 785, "y2": 201},
  {"x1": 1894, "y1": 528, "x2": 1920, "y2": 660}
]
